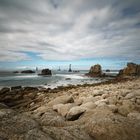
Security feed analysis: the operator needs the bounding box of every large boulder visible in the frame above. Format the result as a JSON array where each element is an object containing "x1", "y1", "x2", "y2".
[
  {"x1": 86, "y1": 64, "x2": 103, "y2": 77},
  {"x1": 39, "y1": 69, "x2": 52, "y2": 76},
  {"x1": 66, "y1": 106, "x2": 86, "y2": 121},
  {"x1": 118, "y1": 63, "x2": 140, "y2": 77}
]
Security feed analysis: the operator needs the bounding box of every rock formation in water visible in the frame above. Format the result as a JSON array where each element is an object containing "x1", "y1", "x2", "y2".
[
  {"x1": 106, "y1": 69, "x2": 110, "y2": 72},
  {"x1": 21, "y1": 70, "x2": 35, "y2": 73},
  {"x1": 13, "y1": 71, "x2": 19, "y2": 73},
  {"x1": 118, "y1": 62, "x2": 140, "y2": 77},
  {"x1": 39, "y1": 69, "x2": 52, "y2": 76},
  {"x1": 86, "y1": 64, "x2": 103, "y2": 77}
]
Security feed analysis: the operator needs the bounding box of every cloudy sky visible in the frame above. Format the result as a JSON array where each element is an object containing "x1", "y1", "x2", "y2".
[{"x1": 0, "y1": 0, "x2": 140, "y2": 70}]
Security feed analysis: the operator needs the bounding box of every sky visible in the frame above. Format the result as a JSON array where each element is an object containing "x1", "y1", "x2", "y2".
[{"x1": 0, "y1": 0, "x2": 140, "y2": 70}]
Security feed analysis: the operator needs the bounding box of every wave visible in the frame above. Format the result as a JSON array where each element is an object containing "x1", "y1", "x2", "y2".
[
  {"x1": 55, "y1": 74, "x2": 86, "y2": 79},
  {"x1": 14, "y1": 75, "x2": 38, "y2": 78}
]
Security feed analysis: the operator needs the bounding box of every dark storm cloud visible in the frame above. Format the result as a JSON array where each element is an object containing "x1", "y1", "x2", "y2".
[{"x1": 0, "y1": 0, "x2": 140, "y2": 62}]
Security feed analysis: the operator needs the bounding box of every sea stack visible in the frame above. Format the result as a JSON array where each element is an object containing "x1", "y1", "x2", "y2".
[
  {"x1": 86, "y1": 64, "x2": 103, "y2": 77},
  {"x1": 68, "y1": 64, "x2": 72, "y2": 72},
  {"x1": 39, "y1": 68, "x2": 52, "y2": 76},
  {"x1": 118, "y1": 62, "x2": 140, "y2": 77}
]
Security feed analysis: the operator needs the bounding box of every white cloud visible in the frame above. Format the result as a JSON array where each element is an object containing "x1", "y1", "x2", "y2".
[
  {"x1": 0, "y1": 50, "x2": 30, "y2": 62},
  {"x1": 0, "y1": 0, "x2": 140, "y2": 62}
]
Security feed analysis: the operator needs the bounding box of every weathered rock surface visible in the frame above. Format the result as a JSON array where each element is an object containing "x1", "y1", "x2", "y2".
[
  {"x1": 85, "y1": 108, "x2": 140, "y2": 140},
  {"x1": 53, "y1": 103, "x2": 75, "y2": 117},
  {"x1": 86, "y1": 64, "x2": 103, "y2": 77},
  {"x1": 0, "y1": 78, "x2": 140, "y2": 140},
  {"x1": 66, "y1": 106, "x2": 86, "y2": 121},
  {"x1": 80, "y1": 102, "x2": 96, "y2": 110},
  {"x1": 118, "y1": 62, "x2": 140, "y2": 77},
  {"x1": 39, "y1": 69, "x2": 52, "y2": 76}
]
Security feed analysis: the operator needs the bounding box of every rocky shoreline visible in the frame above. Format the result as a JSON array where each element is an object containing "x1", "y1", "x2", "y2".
[{"x1": 0, "y1": 77, "x2": 140, "y2": 140}]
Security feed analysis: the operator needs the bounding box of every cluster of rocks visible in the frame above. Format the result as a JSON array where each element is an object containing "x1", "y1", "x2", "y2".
[
  {"x1": 0, "y1": 78, "x2": 140, "y2": 140},
  {"x1": 118, "y1": 62, "x2": 140, "y2": 77},
  {"x1": 86, "y1": 62, "x2": 140, "y2": 78},
  {"x1": 13, "y1": 70, "x2": 35, "y2": 74},
  {"x1": 13, "y1": 68, "x2": 52, "y2": 75},
  {"x1": 0, "y1": 86, "x2": 43, "y2": 110}
]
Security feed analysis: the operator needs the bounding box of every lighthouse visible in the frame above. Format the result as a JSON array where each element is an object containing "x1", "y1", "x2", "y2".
[
  {"x1": 68, "y1": 64, "x2": 72, "y2": 72},
  {"x1": 36, "y1": 67, "x2": 38, "y2": 74}
]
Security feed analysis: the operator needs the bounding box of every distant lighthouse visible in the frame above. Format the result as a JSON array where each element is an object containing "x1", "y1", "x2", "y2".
[
  {"x1": 36, "y1": 67, "x2": 38, "y2": 74},
  {"x1": 68, "y1": 64, "x2": 72, "y2": 72},
  {"x1": 58, "y1": 66, "x2": 61, "y2": 71}
]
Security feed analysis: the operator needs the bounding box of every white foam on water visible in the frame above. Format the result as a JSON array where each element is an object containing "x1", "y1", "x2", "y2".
[
  {"x1": 55, "y1": 74, "x2": 86, "y2": 79},
  {"x1": 15, "y1": 75, "x2": 38, "y2": 78}
]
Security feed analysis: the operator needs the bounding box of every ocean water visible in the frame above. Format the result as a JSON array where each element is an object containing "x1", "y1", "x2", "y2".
[{"x1": 0, "y1": 70, "x2": 118, "y2": 89}]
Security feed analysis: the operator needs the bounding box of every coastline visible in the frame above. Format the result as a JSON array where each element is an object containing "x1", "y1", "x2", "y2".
[{"x1": 0, "y1": 77, "x2": 140, "y2": 140}]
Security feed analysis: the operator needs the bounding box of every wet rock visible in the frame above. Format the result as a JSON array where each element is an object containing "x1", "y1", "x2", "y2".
[
  {"x1": 11, "y1": 86, "x2": 22, "y2": 90},
  {"x1": 106, "y1": 69, "x2": 110, "y2": 72},
  {"x1": 13, "y1": 71, "x2": 19, "y2": 73},
  {"x1": 39, "y1": 69, "x2": 52, "y2": 76},
  {"x1": 21, "y1": 70, "x2": 35, "y2": 73},
  {"x1": 65, "y1": 78, "x2": 71, "y2": 80},
  {"x1": 24, "y1": 87, "x2": 39, "y2": 91},
  {"x1": 0, "y1": 87, "x2": 10, "y2": 94}
]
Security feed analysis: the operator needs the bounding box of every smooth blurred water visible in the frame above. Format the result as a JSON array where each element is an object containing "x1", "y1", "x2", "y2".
[{"x1": 0, "y1": 70, "x2": 118, "y2": 89}]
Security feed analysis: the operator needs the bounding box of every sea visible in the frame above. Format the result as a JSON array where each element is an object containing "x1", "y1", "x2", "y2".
[{"x1": 0, "y1": 70, "x2": 119, "y2": 89}]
